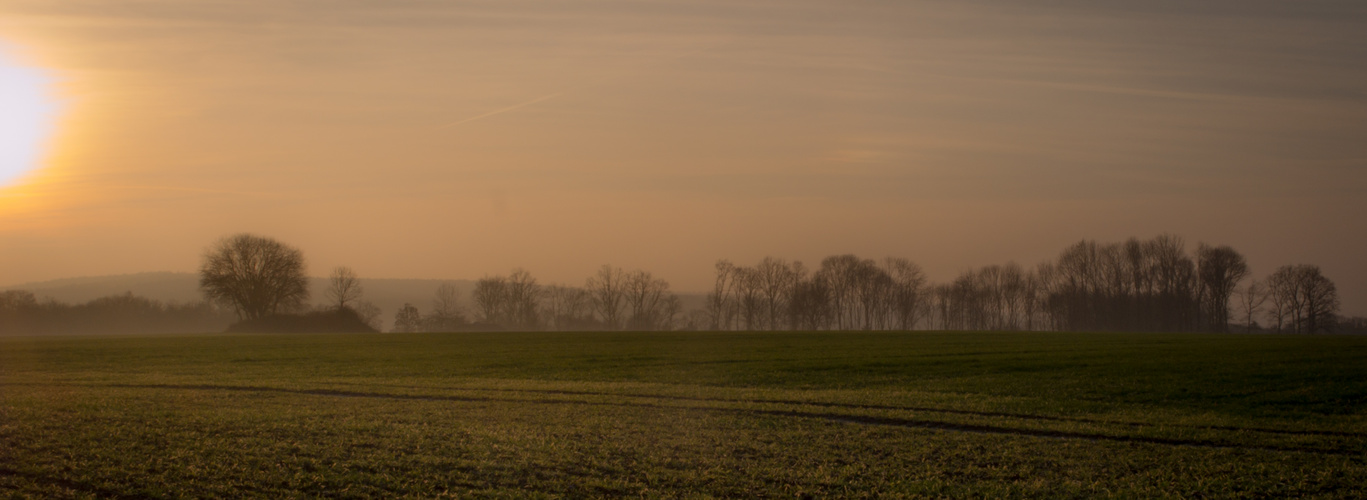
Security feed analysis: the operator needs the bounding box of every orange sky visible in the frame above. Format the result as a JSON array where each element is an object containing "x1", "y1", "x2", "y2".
[{"x1": 1, "y1": 0, "x2": 1365, "y2": 314}]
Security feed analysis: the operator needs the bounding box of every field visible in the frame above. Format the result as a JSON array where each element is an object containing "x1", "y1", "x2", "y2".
[{"x1": 2, "y1": 331, "x2": 1366, "y2": 498}]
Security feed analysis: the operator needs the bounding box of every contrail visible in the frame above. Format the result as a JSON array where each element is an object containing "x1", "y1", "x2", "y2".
[{"x1": 443, "y1": 92, "x2": 562, "y2": 128}]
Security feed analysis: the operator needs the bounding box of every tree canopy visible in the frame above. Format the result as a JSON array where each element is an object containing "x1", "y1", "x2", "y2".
[{"x1": 199, "y1": 234, "x2": 310, "y2": 320}]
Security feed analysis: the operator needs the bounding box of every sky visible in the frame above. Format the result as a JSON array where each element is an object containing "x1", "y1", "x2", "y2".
[
  {"x1": 0, "y1": 44, "x2": 53, "y2": 185},
  {"x1": 0, "y1": 0, "x2": 1365, "y2": 313}
]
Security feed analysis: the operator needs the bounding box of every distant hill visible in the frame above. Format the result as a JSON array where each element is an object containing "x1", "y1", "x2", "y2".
[
  {"x1": 2, "y1": 272, "x2": 707, "y2": 328},
  {"x1": 1, "y1": 272, "x2": 475, "y2": 321},
  {"x1": 2, "y1": 272, "x2": 203, "y2": 305}
]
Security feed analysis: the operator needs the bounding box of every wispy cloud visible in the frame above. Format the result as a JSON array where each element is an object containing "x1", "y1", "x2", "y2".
[{"x1": 440, "y1": 92, "x2": 563, "y2": 128}]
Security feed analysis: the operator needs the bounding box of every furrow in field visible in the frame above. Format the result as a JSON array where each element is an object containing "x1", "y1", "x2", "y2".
[
  {"x1": 419, "y1": 385, "x2": 1367, "y2": 439},
  {"x1": 93, "y1": 383, "x2": 1361, "y2": 457}
]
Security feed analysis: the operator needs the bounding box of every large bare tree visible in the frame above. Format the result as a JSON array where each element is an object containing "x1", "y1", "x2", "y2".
[{"x1": 199, "y1": 234, "x2": 310, "y2": 320}]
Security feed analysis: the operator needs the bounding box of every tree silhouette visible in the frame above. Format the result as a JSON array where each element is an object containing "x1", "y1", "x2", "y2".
[
  {"x1": 393, "y1": 303, "x2": 422, "y2": 333},
  {"x1": 1267, "y1": 265, "x2": 1340, "y2": 333},
  {"x1": 1197, "y1": 244, "x2": 1250, "y2": 332},
  {"x1": 423, "y1": 283, "x2": 466, "y2": 332},
  {"x1": 1236, "y1": 279, "x2": 1269, "y2": 333},
  {"x1": 586, "y1": 265, "x2": 627, "y2": 330},
  {"x1": 472, "y1": 275, "x2": 508, "y2": 325},
  {"x1": 325, "y1": 266, "x2": 364, "y2": 311},
  {"x1": 199, "y1": 234, "x2": 309, "y2": 320}
]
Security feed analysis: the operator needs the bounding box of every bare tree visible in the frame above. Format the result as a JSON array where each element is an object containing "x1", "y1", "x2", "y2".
[
  {"x1": 541, "y1": 285, "x2": 596, "y2": 330},
  {"x1": 1197, "y1": 244, "x2": 1250, "y2": 332},
  {"x1": 1149, "y1": 234, "x2": 1199, "y2": 332},
  {"x1": 818, "y1": 254, "x2": 863, "y2": 330},
  {"x1": 1235, "y1": 279, "x2": 1269, "y2": 333},
  {"x1": 586, "y1": 265, "x2": 627, "y2": 330},
  {"x1": 852, "y1": 260, "x2": 892, "y2": 330},
  {"x1": 1042, "y1": 236, "x2": 1203, "y2": 333},
  {"x1": 199, "y1": 234, "x2": 309, "y2": 320},
  {"x1": 504, "y1": 269, "x2": 542, "y2": 330},
  {"x1": 392, "y1": 303, "x2": 421, "y2": 333},
  {"x1": 705, "y1": 260, "x2": 737, "y2": 331},
  {"x1": 660, "y1": 295, "x2": 683, "y2": 331},
  {"x1": 998, "y1": 262, "x2": 1027, "y2": 330},
  {"x1": 325, "y1": 266, "x2": 364, "y2": 311},
  {"x1": 756, "y1": 257, "x2": 802, "y2": 330},
  {"x1": 432, "y1": 283, "x2": 463, "y2": 318},
  {"x1": 1265, "y1": 270, "x2": 1293, "y2": 332},
  {"x1": 1051, "y1": 240, "x2": 1101, "y2": 331},
  {"x1": 731, "y1": 266, "x2": 764, "y2": 330},
  {"x1": 1033, "y1": 262, "x2": 1061, "y2": 331},
  {"x1": 424, "y1": 283, "x2": 466, "y2": 331},
  {"x1": 931, "y1": 283, "x2": 952, "y2": 330},
  {"x1": 1020, "y1": 267, "x2": 1044, "y2": 331},
  {"x1": 789, "y1": 277, "x2": 831, "y2": 330},
  {"x1": 622, "y1": 270, "x2": 674, "y2": 331},
  {"x1": 977, "y1": 265, "x2": 1005, "y2": 330},
  {"x1": 472, "y1": 276, "x2": 508, "y2": 325},
  {"x1": 947, "y1": 269, "x2": 987, "y2": 330},
  {"x1": 1299, "y1": 266, "x2": 1340, "y2": 334},
  {"x1": 466, "y1": 270, "x2": 542, "y2": 330},
  {"x1": 1266, "y1": 264, "x2": 1340, "y2": 333}
]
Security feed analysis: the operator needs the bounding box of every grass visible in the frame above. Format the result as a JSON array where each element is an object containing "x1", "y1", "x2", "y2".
[{"x1": 1, "y1": 330, "x2": 1365, "y2": 498}]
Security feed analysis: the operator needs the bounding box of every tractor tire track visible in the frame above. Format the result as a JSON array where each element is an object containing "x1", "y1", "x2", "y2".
[{"x1": 99, "y1": 383, "x2": 1361, "y2": 457}]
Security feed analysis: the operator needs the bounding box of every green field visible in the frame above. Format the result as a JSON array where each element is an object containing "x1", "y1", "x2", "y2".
[{"x1": 2, "y1": 331, "x2": 1366, "y2": 498}]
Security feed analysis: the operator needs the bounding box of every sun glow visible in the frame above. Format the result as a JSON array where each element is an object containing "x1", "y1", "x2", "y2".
[{"x1": 0, "y1": 46, "x2": 58, "y2": 187}]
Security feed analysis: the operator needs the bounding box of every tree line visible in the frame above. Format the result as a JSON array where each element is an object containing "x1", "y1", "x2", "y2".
[
  {"x1": 372, "y1": 234, "x2": 1346, "y2": 334},
  {"x1": 389, "y1": 266, "x2": 685, "y2": 333},
  {"x1": 2, "y1": 232, "x2": 1354, "y2": 335},
  {"x1": 703, "y1": 235, "x2": 1343, "y2": 334},
  {"x1": 0, "y1": 290, "x2": 234, "y2": 335}
]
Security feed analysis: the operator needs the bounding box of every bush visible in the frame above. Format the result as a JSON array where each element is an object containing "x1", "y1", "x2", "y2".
[{"x1": 226, "y1": 308, "x2": 378, "y2": 334}]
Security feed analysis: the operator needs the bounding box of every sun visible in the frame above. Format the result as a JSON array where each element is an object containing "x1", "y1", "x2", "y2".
[{"x1": 0, "y1": 48, "x2": 58, "y2": 187}]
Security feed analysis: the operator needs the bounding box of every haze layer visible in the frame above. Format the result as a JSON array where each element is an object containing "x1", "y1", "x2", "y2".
[{"x1": 1, "y1": 0, "x2": 1364, "y2": 312}]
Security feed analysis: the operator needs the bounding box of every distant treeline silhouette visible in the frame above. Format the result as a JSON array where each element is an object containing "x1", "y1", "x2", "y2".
[
  {"x1": 0, "y1": 291, "x2": 234, "y2": 335},
  {"x1": 389, "y1": 266, "x2": 685, "y2": 333},
  {"x1": 2, "y1": 233, "x2": 1359, "y2": 335},
  {"x1": 706, "y1": 235, "x2": 1343, "y2": 334},
  {"x1": 380, "y1": 234, "x2": 1350, "y2": 334}
]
